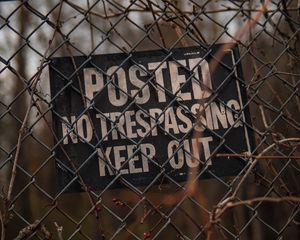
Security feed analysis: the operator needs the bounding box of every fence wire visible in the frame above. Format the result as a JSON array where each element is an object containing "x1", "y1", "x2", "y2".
[{"x1": 1, "y1": 0, "x2": 300, "y2": 239}]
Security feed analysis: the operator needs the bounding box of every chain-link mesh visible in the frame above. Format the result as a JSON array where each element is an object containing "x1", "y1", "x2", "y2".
[{"x1": 1, "y1": 0, "x2": 300, "y2": 239}]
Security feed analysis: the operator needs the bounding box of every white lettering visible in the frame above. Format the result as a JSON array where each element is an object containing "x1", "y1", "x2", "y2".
[
  {"x1": 168, "y1": 140, "x2": 184, "y2": 169},
  {"x1": 169, "y1": 60, "x2": 192, "y2": 101},
  {"x1": 127, "y1": 145, "x2": 142, "y2": 174},
  {"x1": 83, "y1": 68, "x2": 104, "y2": 106},
  {"x1": 96, "y1": 113, "x2": 110, "y2": 141},
  {"x1": 188, "y1": 58, "x2": 212, "y2": 99},
  {"x1": 211, "y1": 102, "x2": 228, "y2": 130},
  {"x1": 61, "y1": 116, "x2": 78, "y2": 145},
  {"x1": 129, "y1": 65, "x2": 150, "y2": 104},
  {"x1": 107, "y1": 66, "x2": 128, "y2": 107},
  {"x1": 140, "y1": 143, "x2": 155, "y2": 172},
  {"x1": 77, "y1": 114, "x2": 93, "y2": 143},
  {"x1": 114, "y1": 145, "x2": 128, "y2": 174},
  {"x1": 164, "y1": 107, "x2": 180, "y2": 134},
  {"x1": 177, "y1": 107, "x2": 193, "y2": 133},
  {"x1": 125, "y1": 110, "x2": 137, "y2": 138},
  {"x1": 148, "y1": 62, "x2": 167, "y2": 103},
  {"x1": 98, "y1": 148, "x2": 114, "y2": 177},
  {"x1": 226, "y1": 100, "x2": 243, "y2": 127}
]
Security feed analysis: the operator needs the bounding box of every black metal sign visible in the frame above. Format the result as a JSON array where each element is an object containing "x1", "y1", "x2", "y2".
[{"x1": 50, "y1": 45, "x2": 254, "y2": 192}]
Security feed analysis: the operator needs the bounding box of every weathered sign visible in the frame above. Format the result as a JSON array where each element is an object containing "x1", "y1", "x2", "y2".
[{"x1": 50, "y1": 45, "x2": 254, "y2": 192}]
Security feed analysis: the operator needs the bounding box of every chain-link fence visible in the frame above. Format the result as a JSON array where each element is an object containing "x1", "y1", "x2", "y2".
[{"x1": 1, "y1": 0, "x2": 300, "y2": 239}]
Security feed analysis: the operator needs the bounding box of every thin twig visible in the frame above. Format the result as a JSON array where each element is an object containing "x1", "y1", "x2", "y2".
[
  {"x1": 259, "y1": 104, "x2": 270, "y2": 129},
  {"x1": 86, "y1": 0, "x2": 95, "y2": 51},
  {"x1": 219, "y1": 138, "x2": 300, "y2": 207},
  {"x1": 206, "y1": 194, "x2": 300, "y2": 240},
  {"x1": 64, "y1": 1, "x2": 298, "y2": 19},
  {"x1": 4, "y1": 1, "x2": 64, "y2": 231},
  {"x1": 214, "y1": 196, "x2": 300, "y2": 224},
  {"x1": 147, "y1": 0, "x2": 166, "y2": 47},
  {"x1": 216, "y1": 153, "x2": 300, "y2": 160},
  {"x1": 14, "y1": 220, "x2": 40, "y2": 240},
  {"x1": 0, "y1": 211, "x2": 4, "y2": 240},
  {"x1": 40, "y1": 225, "x2": 52, "y2": 240},
  {"x1": 6, "y1": 94, "x2": 32, "y2": 202},
  {"x1": 54, "y1": 222, "x2": 64, "y2": 240}
]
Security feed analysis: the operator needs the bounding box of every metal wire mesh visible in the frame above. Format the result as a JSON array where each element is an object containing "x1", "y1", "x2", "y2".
[{"x1": 0, "y1": 0, "x2": 300, "y2": 239}]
